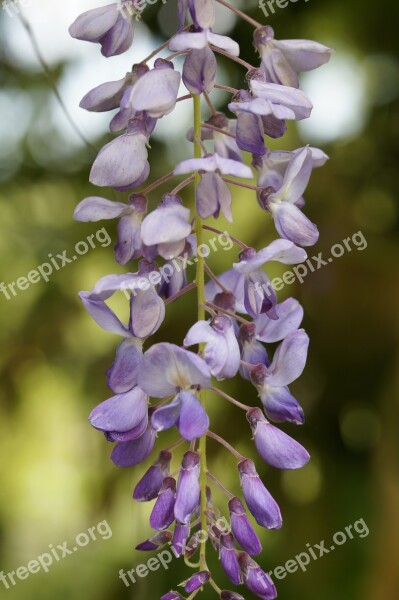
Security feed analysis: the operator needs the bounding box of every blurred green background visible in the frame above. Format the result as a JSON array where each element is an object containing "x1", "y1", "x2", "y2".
[{"x1": 0, "y1": 0, "x2": 398, "y2": 598}]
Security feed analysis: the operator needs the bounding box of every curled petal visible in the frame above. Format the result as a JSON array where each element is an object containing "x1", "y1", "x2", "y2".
[
  {"x1": 272, "y1": 202, "x2": 319, "y2": 247},
  {"x1": 183, "y1": 47, "x2": 217, "y2": 95}
]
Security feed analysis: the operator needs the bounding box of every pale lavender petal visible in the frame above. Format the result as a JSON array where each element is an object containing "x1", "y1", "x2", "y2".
[
  {"x1": 260, "y1": 385, "x2": 305, "y2": 424},
  {"x1": 256, "y1": 298, "x2": 304, "y2": 343},
  {"x1": 169, "y1": 31, "x2": 209, "y2": 51},
  {"x1": 272, "y1": 202, "x2": 319, "y2": 247},
  {"x1": 69, "y1": 4, "x2": 118, "y2": 42},
  {"x1": 100, "y1": 15, "x2": 133, "y2": 58},
  {"x1": 183, "y1": 47, "x2": 216, "y2": 95},
  {"x1": 130, "y1": 287, "x2": 165, "y2": 339},
  {"x1": 274, "y1": 39, "x2": 334, "y2": 72},
  {"x1": 236, "y1": 112, "x2": 266, "y2": 156},
  {"x1": 266, "y1": 329, "x2": 309, "y2": 387},
  {"x1": 189, "y1": 0, "x2": 215, "y2": 29},
  {"x1": 196, "y1": 172, "x2": 232, "y2": 221},
  {"x1": 129, "y1": 67, "x2": 181, "y2": 118},
  {"x1": 138, "y1": 343, "x2": 211, "y2": 398},
  {"x1": 106, "y1": 338, "x2": 143, "y2": 393},
  {"x1": 272, "y1": 146, "x2": 313, "y2": 204},
  {"x1": 250, "y1": 80, "x2": 313, "y2": 120},
  {"x1": 174, "y1": 451, "x2": 200, "y2": 524},
  {"x1": 234, "y1": 239, "x2": 307, "y2": 273},
  {"x1": 151, "y1": 395, "x2": 182, "y2": 433},
  {"x1": 207, "y1": 31, "x2": 239, "y2": 56},
  {"x1": 74, "y1": 196, "x2": 129, "y2": 222},
  {"x1": 247, "y1": 407, "x2": 310, "y2": 469},
  {"x1": 79, "y1": 76, "x2": 127, "y2": 112},
  {"x1": 178, "y1": 391, "x2": 210, "y2": 440},
  {"x1": 141, "y1": 203, "x2": 191, "y2": 246},
  {"x1": 89, "y1": 386, "x2": 147, "y2": 433},
  {"x1": 90, "y1": 130, "x2": 148, "y2": 189}
]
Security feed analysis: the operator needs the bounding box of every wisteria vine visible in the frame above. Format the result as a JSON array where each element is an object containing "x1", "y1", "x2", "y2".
[{"x1": 69, "y1": 1, "x2": 333, "y2": 598}]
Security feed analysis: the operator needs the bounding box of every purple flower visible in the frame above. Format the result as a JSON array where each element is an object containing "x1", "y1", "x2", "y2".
[
  {"x1": 161, "y1": 593, "x2": 184, "y2": 600},
  {"x1": 127, "y1": 60, "x2": 181, "y2": 119},
  {"x1": 133, "y1": 450, "x2": 172, "y2": 502},
  {"x1": 196, "y1": 172, "x2": 233, "y2": 221},
  {"x1": 228, "y1": 497, "x2": 262, "y2": 556},
  {"x1": 90, "y1": 117, "x2": 150, "y2": 190},
  {"x1": 239, "y1": 323, "x2": 269, "y2": 381},
  {"x1": 150, "y1": 477, "x2": 177, "y2": 531},
  {"x1": 255, "y1": 298, "x2": 304, "y2": 343},
  {"x1": 184, "y1": 316, "x2": 241, "y2": 380},
  {"x1": 233, "y1": 240, "x2": 307, "y2": 320},
  {"x1": 220, "y1": 592, "x2": 245, "y2": 600},
  {"x1": 183, "y1": 570, "x2": 211, "y2": 593},
  {"x1": 89, "y1": 386, "x2": 148, "y2": 443},
  {"x1": 141, "y1": 195, "x2": 192, "y2": 260},
  {"x1": 219, "y1": 533, "x2": 242, "y2": 585},
  {"x1": 74, "y1": 194, "x2": 156, "y2": 265},
  {"x1": 172, "y1": 522, "x2": 191, "y2": 557},
  {"x1": 238, "y1": 552, "x2": 277, "y2": 600},
  {"x1": 136, "y1": 530, "x2": 172, "y2": 551},
  {"x1": 236, "y1": 111, "x2": 266, "y2": 156},
  {"x1": 174, "y1": 451, "x2": 200, "y2": 524},
  {"x1": 111, "y1": 422, "x2": 156, "y2": 467},
  {"x1": 79, "y1": 268, "x2": 165, "y2": 340},
  {"x1": 247, "y1": 408, "x2": 310, "y2": 469},
  {"x1": 254, "y1": 26, "x2": 333, "y2": 88},
  {"x1": 259, "y1": 147, "x2": 320, "y2": 246},
  {"x1": 69, "y1": 3, "x2": 134, "y2": 57},
  {"x1": 79, "y1": 66, "x2": 148, "y2": 113},
  {"x1": 106, "y1": 338, "x2": 143, "y2": 393},
  {"x1": 238, "y1": 459, "x2": 282, "y2": 529},
  {"x1": 250, "y1": 330, "x2": 309, "y2": 424},
  {"x1": 255, "y1": 146, "x2": 329, "y2": 191},
  {"x1": 183, "y1": 47, "x2": 217, "y2": 95},
  {"x1": 179, "y1": 0, "x2": 215, "y2": 29},
  {"x1": 138, "y1": 343, "x2": 211, "y2": 440},
  {"x1": 229, "y1": 83, "x2": 312, "y2": 122},
  {"x1": 205, "y1": 269, "x2": 246, "y2": 314},
  {"x1": 175, "y1": 152, "x2": 253, "y2": 179}
]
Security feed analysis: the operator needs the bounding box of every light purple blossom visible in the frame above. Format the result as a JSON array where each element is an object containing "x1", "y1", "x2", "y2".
[
  {"x1": 141, "y1": 195, "x2": 192, "y2": 260},
  {"x1": 254, "y1": 26, "x2": 333, "y2": 88},
  {"x1": 184, "y1": 316, "x2": 241, "y2": 380},
  {"x1": 69, "y1": 3, "x2": 134, "y2": 57}
]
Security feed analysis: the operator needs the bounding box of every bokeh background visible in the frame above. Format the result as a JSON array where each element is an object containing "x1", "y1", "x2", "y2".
[{"x1": 0, "y1": 0, "x2": 398, "y2": 598}]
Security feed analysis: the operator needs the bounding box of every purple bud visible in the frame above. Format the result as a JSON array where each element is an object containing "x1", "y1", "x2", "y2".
[
  {"x1": 183, "y1": 571, "x2": 210, "y2": 594},
  {"x1": 172, "y1": 522, "x2": 191, "y2": 557},
  {"x1": 238, "y1": 552, "x2": 277, "y2": 599},
  {"x1": 174, "y1": 451, "x2": 200, "y2": 524},
  {"x1": 136, "y1": 530, "x2": 172, "y2": 551},
  {"x1": 228, "y1": 497, "x2": 262, "y2": 556},
  {"x1": 161, "y1": 592, "x2": 184, "y2": 600},
  {"x1": 220, "y1": 592, "x2": 246, "y2": 600},
  {"x1": 238, "y1": 459, "x2": 282, "y2": 530},
  {"x1": 247, "y1": 408, "x2": 310, "y2": 469},
  {"x1": 219, "y1": 533, "x2": 242, "y2": 585},
  {"x1": 133, "y1": 451, "x2": 172, "y2": 502},
  {"x1": 150, "y1": 477, "x2": 176, "y2": 531}
]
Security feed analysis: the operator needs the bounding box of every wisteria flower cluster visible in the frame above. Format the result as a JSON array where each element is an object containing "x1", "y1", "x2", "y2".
[{"x1": 70, "y1": 1, "x2": 332, "y2": 598}]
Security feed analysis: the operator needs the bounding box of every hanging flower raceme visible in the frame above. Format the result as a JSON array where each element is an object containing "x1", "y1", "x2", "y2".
[{"x1": 70, "y1": 0, "x2": 331, "y2": 596}]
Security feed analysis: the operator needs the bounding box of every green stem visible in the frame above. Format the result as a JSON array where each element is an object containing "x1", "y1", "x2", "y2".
[{"x1": 193, "y1": 94, "x2": 208, "y2": 568}]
